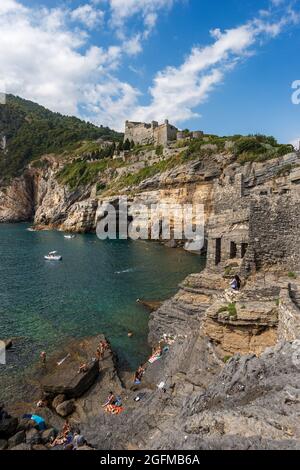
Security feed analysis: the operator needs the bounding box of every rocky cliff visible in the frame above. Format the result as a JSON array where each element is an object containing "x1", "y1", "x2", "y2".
[{"x1": 1, "y1": 122, "x2": 300, "y2": 450}]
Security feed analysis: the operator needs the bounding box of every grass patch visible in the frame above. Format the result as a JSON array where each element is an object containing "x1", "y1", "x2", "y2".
[
  {"x1": 223, "y1": 355, "x2": 232, "y2": 364},
  {"x1": 31, "y1": 158, "x2": 49, "y2": 169},
  {"x1": 132, "y1": 144, "x2": 155, "y2": 155},
  {"x1": 155, "y1": 145, "x2": 164, "y2": 156},
  {"x1": 288, "y1": 271, "x2": 297, "y2": 279},
  {"x1": 218, "y1": 303, "x2": 237, "y2": 320},
  {"x1": 217, "y1": 306, "x2": 229, "y2": 314},
  {"x1": 227, "y1": 303, "x2": 237, "y2": 317}
]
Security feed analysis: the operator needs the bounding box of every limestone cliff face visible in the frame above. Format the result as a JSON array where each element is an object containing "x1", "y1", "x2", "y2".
[
  {"x1": 0, "y1": 155, "x2": 218, "y2": 232},
  {"x1": 0, "y1": 174, "x2": 33, "y2": 222}
]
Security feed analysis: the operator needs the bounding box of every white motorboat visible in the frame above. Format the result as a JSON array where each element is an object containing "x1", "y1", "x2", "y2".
[
  {"x1": 44, "y1": 251, "x2": 62, "y2": 261},
  {"x1": 64, "y1": 234, "x2": 75, "y2": 239}
]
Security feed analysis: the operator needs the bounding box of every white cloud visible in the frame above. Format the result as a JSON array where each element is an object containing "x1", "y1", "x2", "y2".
[
  {"x1": 0, "y1": 0, "x2": 25, "y2": 15},
  {"x1": 108, "y1": 0, "x2": 176, "y2": 34},
  {"x1": 129, "y1": 6, "x2": 300, "y2": 125},
  {"x1": 126, "y1": 34, "x2": 143, "y2": 55},
  {"x1": 0, "y1": 2, "x2": 125, "y2": 116},
  {"x1": 70, "y1": 4, "x2": 104, "y2": 29},
  {"x1": 0, "y1": 0, "x2": 299, "y2": 132}
]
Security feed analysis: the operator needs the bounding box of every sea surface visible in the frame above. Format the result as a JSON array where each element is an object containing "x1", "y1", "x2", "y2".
[{"x1": 0, "y1": 223, "x2": 205, "y2": 404}]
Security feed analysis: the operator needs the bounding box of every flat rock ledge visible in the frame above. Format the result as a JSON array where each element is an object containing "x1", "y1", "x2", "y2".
[{"x1": 40, "y1": 335, "x2": 104, "y2": 399}]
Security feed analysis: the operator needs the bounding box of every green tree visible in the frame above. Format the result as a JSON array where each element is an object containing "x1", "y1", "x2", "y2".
[
  {"x1": 117, "y1": 141, "x2": 124, "y2": 152},
  {"x1": 123, "y1": 138, "x2": 131, "y2": 151}
]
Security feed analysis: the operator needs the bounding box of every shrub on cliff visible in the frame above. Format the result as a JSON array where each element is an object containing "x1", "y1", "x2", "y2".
[
  {"x1": 234, "y1": 137, "x2": 266, "y2": 157},
  {"x1": 234, "y1": 135, "x2": 294, "y2": 164}
]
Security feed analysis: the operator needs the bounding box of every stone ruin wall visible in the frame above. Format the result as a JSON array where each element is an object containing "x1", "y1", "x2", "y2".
[
  {"x1": 241, "y1": 193, "x2": 300, "y2": 275},
  {"x1": 206, "y1": 155, "x2": 300, "y2": 275},
  {"x1": 206, "y1": 173, "x2": 250, "y2": 268},
  {"x1": 278, "y1": 286, "x2": 300, "y2": 341},
  {"x1": 124, "y1": 120, "x2": 194, "y2": 147},
  {"x1": 124, "y1": 121, "x2": 154, "y2": 146}
]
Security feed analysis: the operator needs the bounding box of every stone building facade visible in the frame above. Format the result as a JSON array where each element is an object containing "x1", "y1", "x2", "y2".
[
  {"x1": 124, "y1": 120, "x2": 204, "y2": 147},
  {"x1": 206, "y1": 153, "x2": 300, "y2": 274},
  {"x1": 124, "y1": 120, "x2": 178, "y2": 147}
]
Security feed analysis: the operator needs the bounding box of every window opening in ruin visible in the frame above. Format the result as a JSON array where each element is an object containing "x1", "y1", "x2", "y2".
[
  {"x1": 241, "y1": 243, "x2": 248, "y2": 258},
  {"x1": 215, "y1": 238, "x2": 221, "y2": 265},
  {"x1": 230, "y1": 241, "x2": 237, "y2": 259}
]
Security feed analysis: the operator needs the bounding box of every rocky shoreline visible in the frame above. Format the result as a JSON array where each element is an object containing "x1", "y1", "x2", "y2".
[
  {"x1": 1, "y1": 139, "x2": 300, "y2": 450},
  {"x1": 1, "y1": 266, "x2": 300, "y2": 451}
]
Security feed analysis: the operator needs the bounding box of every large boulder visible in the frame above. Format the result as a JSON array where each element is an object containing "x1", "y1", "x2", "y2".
[
  {"x1": 0, "y1": 439, "x2": 8, "y2": 450},
  {"x1": 26, "y1": 428, "x2": 41, "y2": 445},
  {"x1": 42, "y1": 427, "x2": 57, "y2": 444},
  {"x1": 10, "y1": 443, "x2": 31, "y2": 450},
  {"x1": 17, "y1": 417, "x2": 35, "y2": 431},
  {"x1": 56, "y1": 400, "x2": 75, "y2": 417},
  {"x1": 32, "y1": 444, "x2": 48, "y2": 451},
  {"x1": 8, "y1": 430, "x2": 25, "y2": 448},
  {"x1": 0, "y1": 417, "x2": 18, "y2": 439},
  {"x1": 41, "y1": 336, "x2": 104, "y2": 399},
  {"x1": 52, "y1": 394, "x2": 66, "y2": 409}
]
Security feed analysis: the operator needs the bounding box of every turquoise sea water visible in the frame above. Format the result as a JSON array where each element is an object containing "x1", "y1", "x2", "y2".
[{"x1": 0, "y1": 223, "x2": 204, "y2": 404}]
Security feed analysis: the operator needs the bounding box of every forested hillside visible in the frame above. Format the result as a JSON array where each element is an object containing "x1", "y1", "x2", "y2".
[{"x1": 0, "y1": 95, "x2": 122, "y2": 182}]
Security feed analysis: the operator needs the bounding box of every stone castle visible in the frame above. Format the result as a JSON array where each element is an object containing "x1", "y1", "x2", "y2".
[{"x1": 124, "y1": 120, "x2": 203, "y2": 147}]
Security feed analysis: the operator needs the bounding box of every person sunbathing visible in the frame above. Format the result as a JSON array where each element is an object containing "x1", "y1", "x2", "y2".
[
  {"x1": 134, "y1": 365, "x2": 145, "y2": 384},
  {"x1": 77, "y1": 363, "x2": 88, "y2": 374},
  {"x1": 152, "y1": 344, "x2": 162, "y2": 357},
  {"x1": 102, "y1": 391, "x2": 116, "y2": 407},
  {"x1": 62, "y1": 420, "x2": 71, "y2": 436}
]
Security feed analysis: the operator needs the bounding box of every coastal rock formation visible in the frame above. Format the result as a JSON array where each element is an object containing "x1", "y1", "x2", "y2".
[
  {"x1": 0, "y1": 175, "x2": 33, "y2": 222},
  {"x1": 1, "y1": 117, "x2": 300, "y2": 450},
  {"x1": 40, "y1": 335, "x2": 103, "y2": 399}
]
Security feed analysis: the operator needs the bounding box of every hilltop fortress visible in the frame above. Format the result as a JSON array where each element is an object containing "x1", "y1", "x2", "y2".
[{"x1": 124, "y1": 119, "x2": 203, "y2": 147}]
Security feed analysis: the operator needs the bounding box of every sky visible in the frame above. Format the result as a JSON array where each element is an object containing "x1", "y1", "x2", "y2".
[{"x1": 1, "y1": 0, "x2": 300, "y2": 144}]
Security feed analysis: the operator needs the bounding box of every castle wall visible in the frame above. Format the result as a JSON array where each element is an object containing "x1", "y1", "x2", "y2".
[
  {"x1": 206, "y1": 154, "x2": 300, "y2": 273},
  {"x1": 206, "y1": 174, "x2": 250, "y2": 268},
  {"x1": 242, "y1": 193, "x2": 300, "y2": 274},
  {"x1": 124, "y1": 121, "x2": 154, "y2": 146},
  {"x1": 124, "y1": 120, "x2": 178, "y2": 147}
]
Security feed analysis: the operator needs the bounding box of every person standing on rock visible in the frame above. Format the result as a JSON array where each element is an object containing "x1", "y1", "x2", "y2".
[
  {"x1": 96, "y1": 347, "x2": 101, "y2": 361},
  {"x1": 40, "y1": 351, "x2": 47, "y2": 365},
  {"x1": 230, "y1": 275, "x2": 241, "y2": 291}
]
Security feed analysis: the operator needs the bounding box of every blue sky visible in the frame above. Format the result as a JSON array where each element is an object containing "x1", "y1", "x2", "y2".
[{"x1": 1, "y1": 0, "x2": 300, "y2": 143}]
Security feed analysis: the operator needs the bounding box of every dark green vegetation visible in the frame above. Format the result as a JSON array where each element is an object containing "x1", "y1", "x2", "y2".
[
  {"x1": 217, "y1": 303, "x2": 237, "y2": 320},
  {"x1": 57, "y1": 158, "x2": 124, "y2": 190},
  {"x1": 178, "y1": 133, "x2": 294, "y2": 164},
  {"x1": 0, "y1": 95, "x2": 122, "y2": 182},
  {"x1": 0, "y1": 94, "x2": 295, "y2": 190}
]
